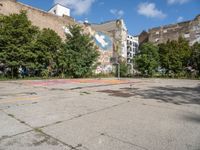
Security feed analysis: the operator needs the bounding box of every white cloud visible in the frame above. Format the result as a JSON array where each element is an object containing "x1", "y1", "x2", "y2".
[
  {"x1": 167, "y1": 0, "x2": 190, "y2": 4},
  {"x1": 110, "y1": 9, "x2": 124, "y2": 18},
  {"x1": 54, "y1": 0, "x2": 95, "y2": 15},
  {"x1": 137, "y1": 2, "x2": 166, "y2": 19},
  {"x1": 177, "y1": 16, "x2": 184, "y2": 22}
]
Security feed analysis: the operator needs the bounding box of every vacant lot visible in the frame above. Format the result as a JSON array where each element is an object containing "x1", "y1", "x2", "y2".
[{"x1": 0, "y1": 78, "x2": 200, "y2": 150}]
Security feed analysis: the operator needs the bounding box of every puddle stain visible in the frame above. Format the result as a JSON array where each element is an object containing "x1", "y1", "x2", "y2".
[{"x1": 97, "y1": 90, "x2": 135, "y2": 98}]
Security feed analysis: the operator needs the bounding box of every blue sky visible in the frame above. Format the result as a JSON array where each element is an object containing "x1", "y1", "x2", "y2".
[{"x1": 18, "y1": 0, "x2": 199, "y2": 35}]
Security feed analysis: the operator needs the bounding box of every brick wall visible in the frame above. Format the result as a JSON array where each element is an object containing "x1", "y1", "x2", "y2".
[{"x1": 0, "y1": 0, "x2": 75, "y2": 39}]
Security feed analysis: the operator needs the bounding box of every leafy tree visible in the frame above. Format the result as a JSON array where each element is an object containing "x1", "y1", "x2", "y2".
[
  {"x1": 135, "y1": 42, "x2": 159, "y2": 76},
  {"x1": 158, "y1": 37, "x2": 191, "y2": 75},
  {"x1": 58, "y1": 25, "x2": 99, "y2": 78},
  {"x1": 115, "y1": 61, "x2": 129, "y2": 77},
  {"x1": 33, "y1": 28, "x2": 62, "y2": 77},
  {"x1": 0, "y1": 11, "x2": 39, "y2": 78},
  {"x1": 190, "y1": 42, "x2": 200, "y2": 75}
]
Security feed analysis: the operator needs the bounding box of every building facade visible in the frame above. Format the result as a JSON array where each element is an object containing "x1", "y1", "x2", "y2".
[
  {"x1": 127, "y1": 35, "x2": 139, "y2": 63},
  {"x1": 139, "y1": 15, "x2": 200, "y2": 45},
  {"x1": 127, "y1": 35, "x2": 139, "y2": 73}
]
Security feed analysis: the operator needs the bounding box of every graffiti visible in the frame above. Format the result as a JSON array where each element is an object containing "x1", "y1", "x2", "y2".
[
  {"x1": 95, "y1": 65, "x2": 113, "y2": 74},
  {"x1": 93, "y1": 32, "x2": 112, "y2": 51}
]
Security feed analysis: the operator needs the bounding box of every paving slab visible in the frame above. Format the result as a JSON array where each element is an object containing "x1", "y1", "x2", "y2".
[
  {"x1": 0, "y1": 131, "x2": 70, "y2": 150},
  {"x1": 0, "y1": 78, "x2": 200, "y2": 150},
  {"x1": 0, "y1": 111, "x2": 31, "y2": 138},
  {"x1": 80, "y1": 134, "x2": 145, "y2": 150},
  {"x1": 3, "y1": 91, "x2": 125, "y2": 128},
  {"x1": 42, "y1": 99, "x2": 200, "y2": 150}
]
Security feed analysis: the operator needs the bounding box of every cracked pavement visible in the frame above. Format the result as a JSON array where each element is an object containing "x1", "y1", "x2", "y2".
[{"x1": 0, "y1": 78, "x2": 200, "y2": 150}]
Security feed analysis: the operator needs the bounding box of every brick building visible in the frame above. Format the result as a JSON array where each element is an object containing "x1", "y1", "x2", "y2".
[
  {"x1": 139, "y1": 15, "x2": 200, "y2": 45},
  {"x1": 0, "y1": 0, "x2": 75, "y2": 39}
]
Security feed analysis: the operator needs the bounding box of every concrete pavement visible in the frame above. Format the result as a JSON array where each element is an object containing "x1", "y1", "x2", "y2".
[{"x1": 0, "y1": 78, "x2": 200, "y2": 150}]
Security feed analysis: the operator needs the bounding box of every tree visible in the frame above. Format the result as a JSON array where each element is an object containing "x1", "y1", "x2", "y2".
[
  {"x1": 0, "y1": 11, "x2": 39, "y2": 78},
  {"x1": 158, "y1": 37, "x2": 191, "y2": 75},
  {"x1": 58, "y1": 25, "x2": 99, "y2": 78},
  {"x1": 33, "y1": 28, "x2": 62, "y2": 77},
  {"x1": 115, "y1": 61, "x2": 129, "y2": 77},
  {"x1": 190, "y1": 42, "x2": 200, "y2": 76},
  {"x1": 135, "y1": 42, "x2": 159, "y2": 76}
]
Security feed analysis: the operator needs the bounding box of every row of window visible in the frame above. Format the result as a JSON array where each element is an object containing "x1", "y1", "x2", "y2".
[{"x1": 127, "y1": 41, "x2": 138, "y2": 47}]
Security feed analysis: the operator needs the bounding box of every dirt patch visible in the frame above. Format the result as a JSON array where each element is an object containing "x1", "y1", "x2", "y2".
[{"x1": 97, "y1": 90, "x2": 134, "y2": 98}]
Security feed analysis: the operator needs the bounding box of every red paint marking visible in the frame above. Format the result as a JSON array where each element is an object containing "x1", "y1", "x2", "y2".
[{"x1": 24, "y1": 79, "x2": 134, "y2": 86}]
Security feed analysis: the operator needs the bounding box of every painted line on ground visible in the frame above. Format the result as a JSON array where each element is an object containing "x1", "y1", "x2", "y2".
[{"x1": 0, "y1": 96, "x2": 39, "y2": 104}]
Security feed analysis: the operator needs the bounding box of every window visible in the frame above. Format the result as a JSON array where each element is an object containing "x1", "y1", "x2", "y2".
[{"x1": 156, "y1": 31, "x2": 159, "y2": 35}]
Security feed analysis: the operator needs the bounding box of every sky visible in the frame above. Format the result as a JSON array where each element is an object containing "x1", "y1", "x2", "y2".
[{"x1": 18, "y1": 0, "x2": 200, "y2": 35}]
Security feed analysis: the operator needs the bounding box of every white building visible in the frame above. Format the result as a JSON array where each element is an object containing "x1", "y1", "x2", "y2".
[
  {"x1": 126, "y1": 35, "x2": 139, "y2": 74},
  {"x1": 48, "y1": 4, "x2": 70, "y2": 17},
  {"x1": 127, "y1": 35, "x2": 139, "y2": 64}
]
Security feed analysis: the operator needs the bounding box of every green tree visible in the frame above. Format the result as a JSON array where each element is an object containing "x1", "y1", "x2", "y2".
[
  {"x1": 158, "y1": 37, "x2": 191, "y2": 76},
  {"x1": 33, "y1": 28, "x2": 62, "y2": 77},
  {"x1": 115, "y1": 61, "x2": 129, "y2": 77},
  {"x1": 191, "y1": 42, "x2": 200, "y2": 76},
  {"x1": 0, "y1": 11, "x2": 39, "y2": 78},
  {"x1": 58, "y1": 25, "x2": 99, "y2": 78},
  {"x1": 135, "y1": 42, "x2": 159, "y2": 76}
]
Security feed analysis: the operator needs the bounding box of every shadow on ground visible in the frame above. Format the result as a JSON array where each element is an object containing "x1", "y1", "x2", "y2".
[
  {"x1": 182, "y1": 113, "x2": 200, "y2": 124},
  {"x1": 98, "y1": 85, "x2": 200, "y2": 105}
]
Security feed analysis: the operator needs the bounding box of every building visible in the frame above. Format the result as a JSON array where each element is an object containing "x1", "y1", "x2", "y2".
[
  {"x1": 127, "y1": 35, "x2": 139, "y2": 63},
  {"x1": 139, "y1": 31, "x2": 149, "y2": 45},
  {"x1": 139, "y1": 14, "x2": 200, "y2": 45},
  {"x1": 126, "y1": 35, "x2": 139, "y2": 73},
  {"x1": 91, "y1": 19, "x2": 128, "y2": 61},
  {"x1": 48, "y1": 4, "x2": 70, "y2": 17}
]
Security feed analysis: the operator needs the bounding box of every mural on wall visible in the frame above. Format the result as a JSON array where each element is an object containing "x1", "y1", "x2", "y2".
[
  {"x1": 93, "y1": 32, "x2": 112, "y2": 51},
  {"x1": 84, "y1": 26, "x2": 114, "y2": 74}
]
